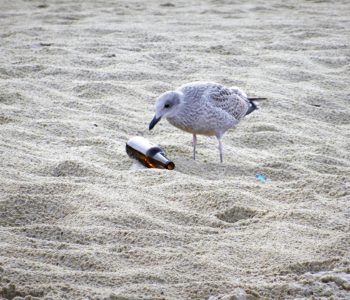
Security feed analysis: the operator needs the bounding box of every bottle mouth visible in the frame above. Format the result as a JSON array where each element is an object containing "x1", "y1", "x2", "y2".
[{"x1": 166, "y1": 161, "x2": 175, "y2": 170}]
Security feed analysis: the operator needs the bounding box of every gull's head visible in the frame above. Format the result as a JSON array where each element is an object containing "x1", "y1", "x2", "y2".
[{"x1": 149, "y1": 91, "x2": 183, "y2": 130}]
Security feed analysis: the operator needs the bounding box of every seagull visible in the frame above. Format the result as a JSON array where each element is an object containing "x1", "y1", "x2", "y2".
[{"x1": 149, "y1": 81, "x2": 265, "y2": 163}]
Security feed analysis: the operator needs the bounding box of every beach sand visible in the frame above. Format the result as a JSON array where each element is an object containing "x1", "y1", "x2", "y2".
[{"x1": 1, "y1": 0, "x2": 350, "y2": 299}]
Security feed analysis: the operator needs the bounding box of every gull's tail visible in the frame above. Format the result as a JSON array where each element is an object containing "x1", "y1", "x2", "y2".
[{"x1": 245, "y1": 97, "x2": 267, "y2": 116}]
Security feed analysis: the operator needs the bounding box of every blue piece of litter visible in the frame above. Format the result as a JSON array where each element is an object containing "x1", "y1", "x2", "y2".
[{"x1": 256, "y1": 173, "x2": 271, "y2": 182}]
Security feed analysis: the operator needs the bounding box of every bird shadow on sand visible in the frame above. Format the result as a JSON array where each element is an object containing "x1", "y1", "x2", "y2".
[{"x1": 173, "y1": 157, "x2": 255, "y2": 181}]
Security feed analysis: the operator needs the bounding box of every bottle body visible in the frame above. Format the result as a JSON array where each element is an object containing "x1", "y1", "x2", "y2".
[{"x1": 126, "y1": 137, "x2": 175, "y2": 170}]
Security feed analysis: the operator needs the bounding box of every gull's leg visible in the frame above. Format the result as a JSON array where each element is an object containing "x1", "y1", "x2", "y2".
[
  {"x1": 217, "y1": 136, "x2": 223, "y2": 163},
  {"x1": 192, "y1": 134, "x2": 197, "y2": 160}
]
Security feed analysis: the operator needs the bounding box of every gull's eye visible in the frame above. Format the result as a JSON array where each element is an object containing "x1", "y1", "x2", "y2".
[{"x1": 164, "y1": 103, "x2": 170, "y2": 108}]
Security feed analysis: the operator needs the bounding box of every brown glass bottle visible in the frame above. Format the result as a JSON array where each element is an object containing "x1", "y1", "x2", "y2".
[{"x1": 126, "y1": 137, "x2": 175, "y2": 170}]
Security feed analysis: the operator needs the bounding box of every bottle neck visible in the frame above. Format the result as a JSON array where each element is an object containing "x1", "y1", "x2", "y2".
[{"x1": 152, "y1": 152, "x2": 175, "y2": 170}]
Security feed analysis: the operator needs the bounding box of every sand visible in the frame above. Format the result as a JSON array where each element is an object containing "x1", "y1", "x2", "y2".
[{"x1": 1, "y1": 0, "x2": 350, "y2": 299}]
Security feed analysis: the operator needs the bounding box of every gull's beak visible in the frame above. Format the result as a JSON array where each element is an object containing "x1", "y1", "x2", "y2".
[{"x1": 149, "y1": 115, "x2": 161, "y2": 130}]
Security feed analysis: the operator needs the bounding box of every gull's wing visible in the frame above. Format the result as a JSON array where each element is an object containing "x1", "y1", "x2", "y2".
[{"x1": 205, "y1": 83, "x2": 250, "y2": 121}]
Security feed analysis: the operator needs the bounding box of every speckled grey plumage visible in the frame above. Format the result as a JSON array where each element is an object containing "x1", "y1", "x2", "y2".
[{"x1": 149, "y1": 81, "x2": 261, "y2": 163}]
